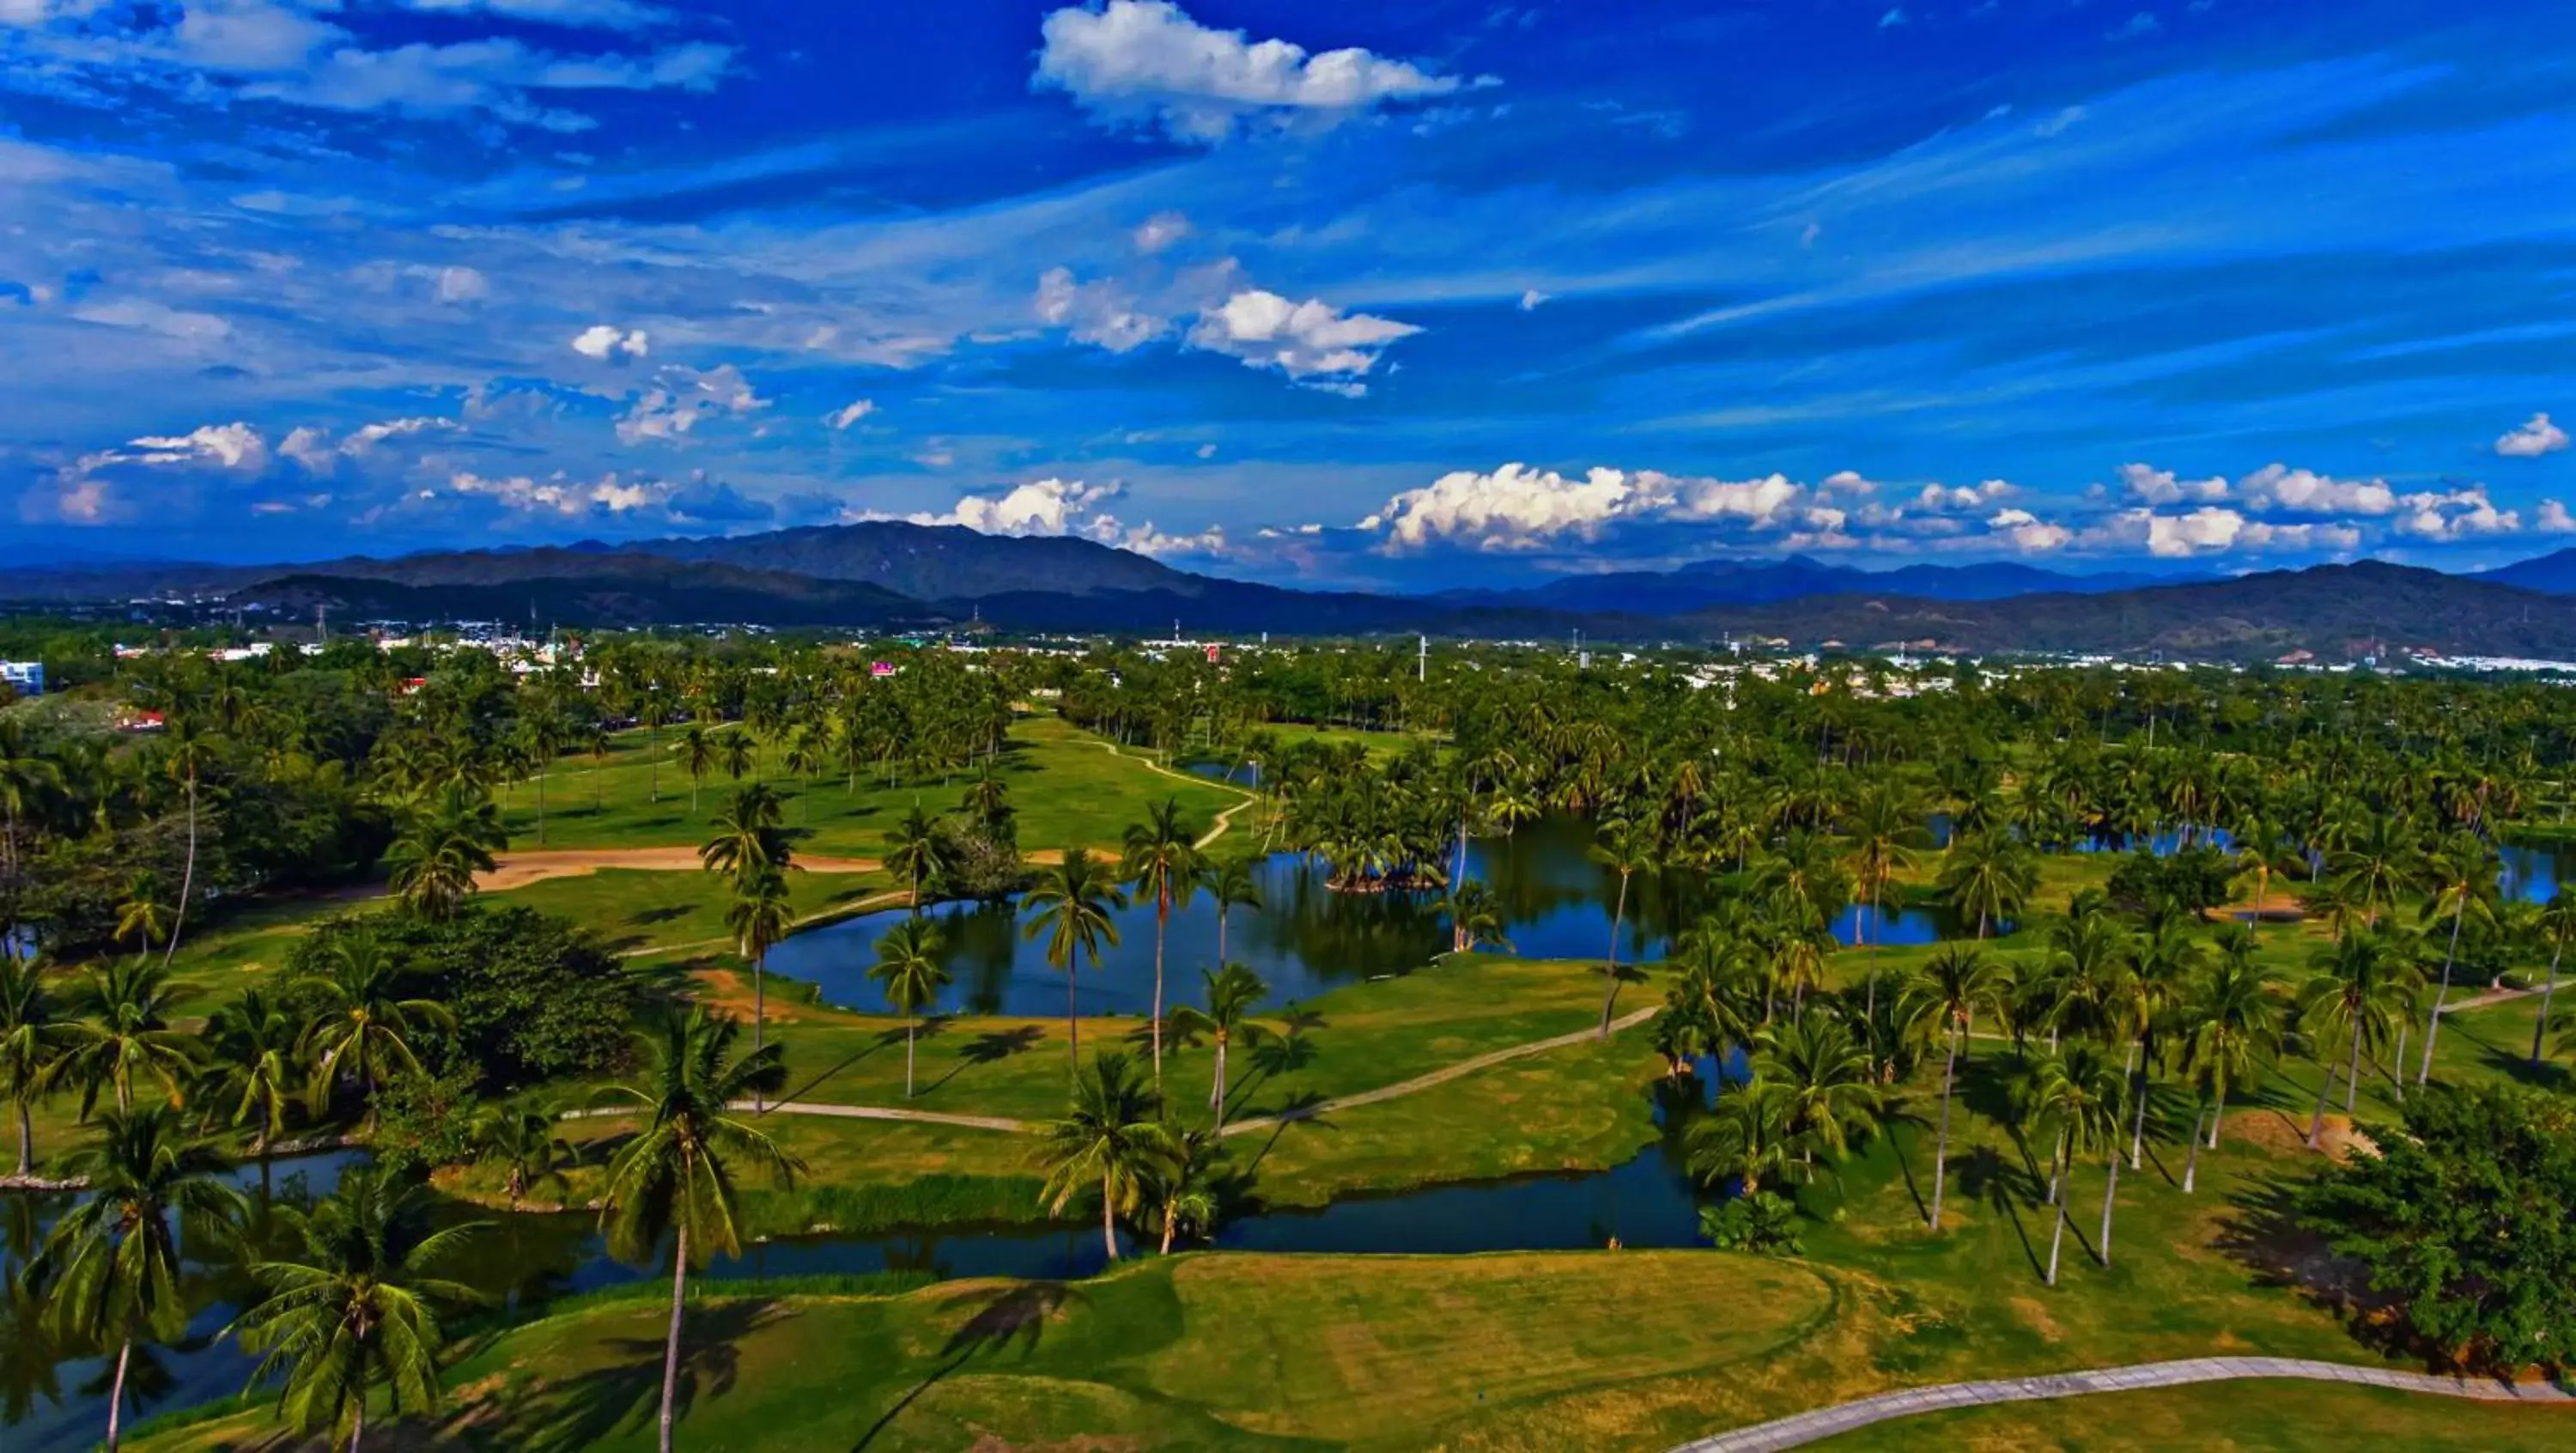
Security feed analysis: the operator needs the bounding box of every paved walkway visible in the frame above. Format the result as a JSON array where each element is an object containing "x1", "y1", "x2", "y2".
[
  {"x1": 736, "y1": 1101, "x2": 1030, "y2": 1133},
  {"x1": 1218, "y1": 1005, "x2": 1659, "y2": 1137},
  {"x1": 1667, "y1": 1357, "x2": 2576, "y2": 1452}
]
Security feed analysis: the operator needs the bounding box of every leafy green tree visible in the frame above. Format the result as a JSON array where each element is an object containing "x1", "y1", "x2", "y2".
[
  {"x1": 0, "y1": 956, "x2": 66, "y2": 1173},
  {"x1": 1172, "y1": 963, "x2": 1267, "y2": 1128},
  {"x1": 2297, "y1": 1084, "x2": 2576, "y2": 1373},
  {"x1": 1901, "y1": 945, "x2": 2005, "y2": 1233},
  {"x1": 28, "y1": 1108, "x2": 244, "y2": 1451},
  {"x1": 1121, "y1": 797, "x2": 1206, "y2": 1085},
  {"x1": 384, "y1": 781, "x2": 506, "y2": 921},
  {"x1": 597, "y1": 1008, "x2": 800, "y2": 1453},
  {"x1": 868, "y1": 916, "x2": 951, "y2": 1098},
  {"x1": 1754, "y1": 1012, "x2": 1880, "y2": 1175},
  {"x1": 231, "y1": 1166, "x2": 489, "y2": 1453},
  {"x1": 1021, "y1": 846, "x2": 1127, "y2": 1068},
  {"x1": 1036, "y1": 1051, "x2": 1168, "y2": 1262},
  {"x1": 1698, "y1": 1191, "x2": 1804, "y2": 1255},
  {"x1": 61, "y1": 958, "x2": 198, "y2": 1116},
  {"x1": 1685, "y1": 1077, "x2": 1798, "y2": 1196},
  {"x1": 291, "y1": 909, "x2": 629, "y2": 1088}
]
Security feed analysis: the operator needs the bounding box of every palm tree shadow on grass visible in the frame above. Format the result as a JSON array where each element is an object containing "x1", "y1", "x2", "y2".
[
  {"x1": 772, "y1": 1027, "x2": 922, "y2": 1105},
  {"x1": 851, "y1": 1283, "x2": 1073, "y2": 1451},
  {"x1": 1234, "y1": 1090, "x2": 1334, "y2": 1181},
  {"x1": 472, "y1": 1297, "x2": 785, "y2": 1453},
  {"x1": 2207, "y1": 1167, "x2": 2435, "y2": 1362},
  {"x1": 1962, "y1": 1143, "x2": 2049, "y2": 1282}
]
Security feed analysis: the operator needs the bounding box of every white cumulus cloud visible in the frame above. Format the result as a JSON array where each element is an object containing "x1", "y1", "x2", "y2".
[
  {"x1": 1035, "y1": 0, "x2": 1464, "y2": 143},
  {"x1": 911, "y1": 478, "x2": 1123, "y2": 538},
  {"x1": 1364, "y1": 462, "x2": 1814, "y2": 552},
  {"x1": 1035, "y1": 267, "x2": 1170, "y2": 353},
  {"x1": 827, "y1": 398, "x2": 876, "y2": 430},
  {"x1": 2497, "y1": 412, "x2": 2571, "y2": 459},
  {"x1": 616, "y1": 363, "x2": 767, "y2": 443},
  {"x1": 2117, "y1": 462, "x2": 2228, "y2": 505},
  {"x1": 571, "y1": 323, "x2": 649, "y2": 359},
  {"x1": 1133, "y1": 210, "x2": 1192, "y2": 253},
  {"x1": 1186, "y1": 289, "x2": 1419, "y2": 386},
  {"x1": 2236, "y1": 463, "x2": 2399, "y2": 515}
]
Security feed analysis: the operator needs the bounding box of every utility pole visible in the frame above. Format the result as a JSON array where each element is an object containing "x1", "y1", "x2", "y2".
[{"x1": 1418, "y1": 633, "x2": 1427, "y2": 683}]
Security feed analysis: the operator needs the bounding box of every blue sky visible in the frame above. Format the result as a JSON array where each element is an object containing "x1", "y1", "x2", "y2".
[{"x1": 5, "y1": 0, "x2": 2576, "y2": 591}]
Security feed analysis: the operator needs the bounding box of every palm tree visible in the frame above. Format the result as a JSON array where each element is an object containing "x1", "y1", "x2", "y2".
[
  {"x1": 1589, "y1": 813, "x2": 1660, "y2": 1037},
  {"x1": 719, "y1": 726, "x2": 755, "y2": 785},
  {"x1": 679, "y1": 723, "x2": 714, "y2": 812},
  {"x1": 1755, "y1": 1013, "x2": 1880, "y2": 1174},
  {"x1": 2530, "y1": 885, "x2": 2576, "y2": 1067},
  {"x1": 2172, "y1": 933, "x2": 2281, "y2": 1192},
  {"x1": 725, "y1": 866, "x2": 794, "y2": 1086},
  {"x1": 230, "y1": 1166, "x2": 488, "y2": 1453},
  {"x1": 0, "y1": 717, "x2": 64, "y2": 947},
  {"x1": 1172, "y1": 963, "x2": 1267, "y2": 1128},
  {"x1": 0, "y1": 956, "x2": 66, "y2": 1173},
  {"x1": 477, "y1": 1105, "x2": 579, "y2": 1208},
  {"x1": 1121, "y1": 797, "x2": 1206, "y2": 1086},
  {"x1": 112, "y1": 875, "x2": 167, "y2": 964},
  {"x1": 1685, "y1": 1077, "x2": 1798, "y2": 1196},
  {"x1": 1021, "y1": 847, "x2": 1127, "y2": 1068},
  {"x1": 1842, "y1": 781, "x2": 1923, "y2": 1017},
  {"x1": 1035, "y1": 1051, "x2": 1168, "y2": 1262},
  {"x1": 1443, "y1": 878, "x2": 1510, "y2": 957},
  {"x1": 61, "y1": 959, "x2": 198, "y2": 1116},
  {"x1": 2414, "y1": 831, "x2": 2498, "y2": 1085},
  {"x1": 884, "y1": 806, "x2": 947, "y2": 916},
  {"x1": 2300, "y1": 930, "x2": 2418, "y2": 1148},
  {"x1": 1901, "y1": 945, "x2": 2005, "y2": 1232},
  {"x1": 2327, "y1": 812, "x2": 2417, "y2": 933},
  {"x1": 157, "y1": 716, "x2": 216, "y2": 965},
  {"x1": 2026, "y1": 1044, "x2": 2126, "y2": 1285},
  {"x1": 596, "y1": 1008, "x2": 800, "y2": 1453},
  {"x1": 29, "y1": 1108, "x2": 244, "y2": 1451},
  {"x1": 868, "y1": 917, "x2": 951, "y2": 1098},
  {"x1": 299, "y1": 933, "x2": 454, "y2": 1127},
  {"x1": 384, "y1": 781, "x2": 507, "y2": 921},
  {"x1": 1145, "y1": 1124, "x2": 1223, "y2": 1255},
  {"x1": 206, "y1": 988, "x2": 301, "y2": 1162},
  {"x1": 1206, "y1": 856, "x2": 1264, "y2": 967},
  {"x1": 1936, "y1": 828, "x2": 2035, "y2": 939},
  {"x1": 698, "y1": 782, "x2": 788, "y2": 887}
]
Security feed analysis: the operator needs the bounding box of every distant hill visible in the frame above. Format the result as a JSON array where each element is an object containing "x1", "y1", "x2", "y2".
[
  {"x1": 1443, "y1": 555, "x2": 2196, "y2": 616},
  {"x1": 231, "y1": 553, "x2": 918, "y2": 629},
  {"x1": 2471, "y1": 547, "x2": 2576, "y2": 596},
  {"x1": 631, "y1": 520, "x2": 1198, "y2": 599},
  {"x1": 1686, "y1": 561, "x2": 2576, "y2": 660}
]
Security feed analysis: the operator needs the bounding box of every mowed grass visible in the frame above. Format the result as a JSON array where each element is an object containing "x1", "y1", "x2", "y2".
[
  {"x1": 494, "y1": 867, "x2": 893, "y2": 958},
  {"x1": 137, "y1": 1250, "x2": 1838, "y2": 1453},
  {"x1": 495, "y1": 714, "x2": 1249, "y2": 857},
  {"x1": 1815, "y1": 1379, "x2": 2576, "y2": 1450}
]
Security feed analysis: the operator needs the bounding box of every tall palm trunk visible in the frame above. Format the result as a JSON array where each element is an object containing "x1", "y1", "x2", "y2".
[
  {"x1": 1151, "y1": 896, "x2": 1169, "y2": 1086},
  {"x1": 162, "y1": 770, "x2": 197, "y2": 966},
  {"x1": 13, "y1": 1099, "x2": 29, "y2": 1175},
  {"x1": 905, "y1": 1016, "x2": 917, "y2": 1098},
  {"x1": 2126, "y1": 1038, "x2": 2149, "y2": 1170},
  {"x1": 1211, "y1": 1035, "x2": 1230, "y2": 1128},
  {"x1": 1100, "y1": 1170, "x2": 1120, "y2": 1262},
  {"x1": 2417, "y1": 899, "x2": 2466, "y2": 1085},
  {"x1": 2208, "y1": 1078, "x2": 2227, "y2": 1148},
  {"x1": 2044, "y1": 1135, "x2": 2069, "y2": 1286},
  {"x1": 104, "y1": 1335, "x2": 132, "y2": 1451},
  {"x1": 2532, "y1": 932, "x2": 2567, "y2": 1067},
  {"x1": 659, "y1": 1226, "x2": 688, "y2": 1453},
  {"x1": 351, "y1": 1399, "x2": 365, "y2": 1453},
  {"x1": 1597, "y1": 872, "x2": 1630, "y2": 1037},
  {"x1": 1929, "y1": 1023, "x2": 1960, "y2": 1231},
  {"x1": 2182, "y1": 1101, "x2": 2206, "y2": 1194},
  {"x1": 2308, "y1": 1016, "x2": 2357, "y2": 1148},
  {"x1": 2097, "y1": 1151, "x2": 2121, "y2": 1267},
  {"x1": 536, "y1": 760, "x2": 548, "y2": 845},
  {"x1": 2344, "y1": 1009, "x2": 2365, "y2": 1115},
  {"x1": 1066, "y1": 959, "x2": 1081, "y2": 1069}
]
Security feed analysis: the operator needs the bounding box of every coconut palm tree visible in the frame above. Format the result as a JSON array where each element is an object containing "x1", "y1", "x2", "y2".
[
  {"x1": 2172, "y1": 931, "x2": 2280, "y2": 1192},
  {"x1": 1589, "y1": 813, "x2": 1660, "y2": 1037},
  {"x1": 0, "y1": 717, "x2": 63, "y2": 937},
  {"x1": 29, "y1": 1108, "x2": 244, "y2": 1451},
  {"x1": 1206, "y1": 856, "x2": 1263, "y2": 966},
  {"x1": 1021, "y1": 847, "x2": 1127, "y2": 1069},
  {"x1": 477, "y1": 1105, "x2": 578, "y2": 1208},
  {"x1": 2327, "y1": 812, "x2": 2418, "y2": 933},
  {"x1": 0, "y1": 956, "x2": 66, "y2": 1173},
  {"x1": 1121, "y1": 797, "x2": 1206, "y2": 1086},
  {"x1": 2026, "y1": 1044, "x2": 2126, "y2": 1285},
  {"x1": 1145, "y1": 1123, "x2": 1223, "y2": 1255},
  {"x1": 2530, "y1": 885, "x2": 2576, "y2": 1067},
  {"x1": 1900, "y1": 945, "x2": 2006, "y2": 1232},
  {"x1": 725, "y1": 866, "x2": 794, "y2": 1083},
  {"x1": 298, "y1": 933, "x2": 454, "y2": 1127},
  {"x1": 156, "y1": 715, "x2": 217, "y2": 965},
  {"x1": 1172, "y1": 963, "x2": 1267, "y2": 1128},
  {"x1": 596, "y1": 1008, "x2": 799, "y2": 1453},
  {"x1": 205, "y1": 988, "x2": 301, "y2": 1163},
  {"x1": 1685, "y1": 1076, "x2": 1799, "y2": 1196},
  {"x1": 230, "y1": 1165, "x2": 488, "y2": 1453},
  {"x1": 1936, "y1": 828, "x2": 2035, "y2": 939},
  {"x1": 384, "y1": 781, "x2": 507, "y2": 921},
  {"x1": 1842, "y1": 780, "x2": 1923, "y2": 1017},
  {"x1": 2414, "y1": 830, "x2": 2499, "y2": 1085},
  {"x1": 698, "y1": 782, "x2": 788, "y2": 887},
  {"x1": 61, "y1": 959, "x2": 198, "y2": 1116},
  {"x1": 679, "y1": 723, "x2": 714, "y2": 812},
  {"x1": 718, "y1": 726, "x2": 755, "y2": 786},
  {"x1": 1443, "y1": 878, "x2": 1510, "y2": 957},
  {"x1": 2300, "y1": 929, "x2": 2418, "y2": 1148},
  {"x1": 1035, "y1": 1051, "x2": 1168, "y2": 1262},
  {"x1": 868, "y1": 916, "x2": 951, "y2": 1098},
  {"x1": 1754, "y1": 1012, "x2": 1880, "y2": 1174},
  {"x1": 112, "y1": 875, "x2": 167, "y2": 964},
  {"x1": 884, "y1": 806, "x2": 947, "y2": 916}
]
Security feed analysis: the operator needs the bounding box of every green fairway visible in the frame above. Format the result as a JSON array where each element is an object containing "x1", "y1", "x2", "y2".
[{"x1": 1815, "y1": 1379, "x2": 2576, "y2": 1450}]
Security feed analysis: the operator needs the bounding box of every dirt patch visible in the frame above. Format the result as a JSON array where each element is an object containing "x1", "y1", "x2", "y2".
[
  {"x1": 477, "y1": 847, "x2": 882, "y2": 891},
  {"x1": 2220, "y1": 1108, "x2": 2375, "y2": 1162},
  {"x1": 690, "y1": 966, "x2": 810, "y2": 1024},
  {"x1": 2010, "y1": 1296, "x2": 2064, "y2": 1344},
  {"x1": 965, "y1": 1432, "x2": 1140, "y2": 1453}
]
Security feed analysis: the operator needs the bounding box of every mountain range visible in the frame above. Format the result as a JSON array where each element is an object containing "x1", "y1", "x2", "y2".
[{"x1": 13, "y1": 523, "x2": 2576, "y2": 661}]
